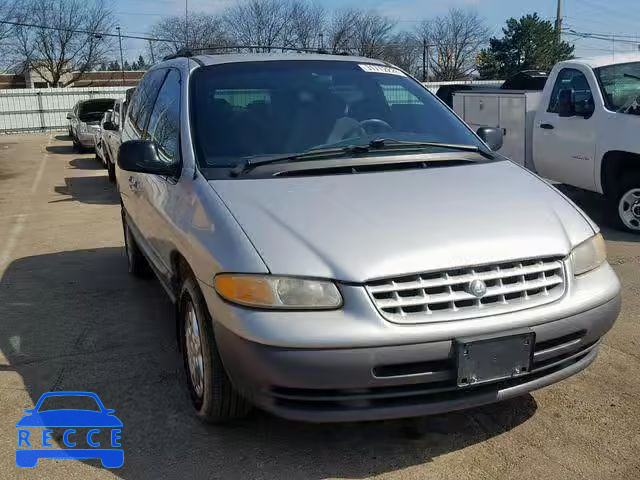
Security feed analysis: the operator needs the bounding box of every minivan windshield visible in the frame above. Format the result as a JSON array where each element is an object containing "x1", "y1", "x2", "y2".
[
  {"x1": 78, "y1": 99, "x2": 116, "y2": 122},
  {"x1": 595, "y1": 61, "x2": 640, "y2": 114},
  {"x1": 190, "y1": 60, "x2": 483, "y2": 169}
]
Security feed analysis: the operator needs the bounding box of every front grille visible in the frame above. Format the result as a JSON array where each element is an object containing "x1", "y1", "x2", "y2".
[{"x1": 366, "y1": 257, "x2": 566, "y2": 323}]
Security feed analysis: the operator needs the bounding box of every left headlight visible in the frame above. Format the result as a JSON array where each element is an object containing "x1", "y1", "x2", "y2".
[
  {"x1": 213, "y1": 274, "x2": 342, "y2": 310},
  {"x1": 78, "y1": 123, "x2": 88, "y2": 133},
  {"x1": 570, "y1": 233, "x2": 606, "y2": 276}
]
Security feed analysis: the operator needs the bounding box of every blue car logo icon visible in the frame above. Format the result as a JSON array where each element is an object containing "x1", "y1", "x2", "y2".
[{"x1": 15, "y1": 391, "x2": 123, "y2": 468}]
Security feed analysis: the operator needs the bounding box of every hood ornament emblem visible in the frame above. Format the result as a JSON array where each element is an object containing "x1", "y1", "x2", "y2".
[{"x1": 468, "y1": 279, "x2": 487, "y2": 298}]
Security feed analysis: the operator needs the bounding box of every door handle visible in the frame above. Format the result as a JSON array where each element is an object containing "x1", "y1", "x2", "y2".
[
  {"x1": 539, "y1": 123, "x2": 554, "y2": 130},
  {"x1": 128, "y1": 176, "x2": 141, "y2": 192}
]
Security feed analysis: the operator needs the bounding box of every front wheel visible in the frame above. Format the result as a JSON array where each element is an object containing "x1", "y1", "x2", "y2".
[
  {"x1": 122, "y1": 212, "x2": 151, "y2": 277},
  {"x1": 608, "y1": 175, "x2": 640, "y2": 233},
  {"x1": 107, "y1": 156, "x2": 116, "y2": 182},
  {"x1": 179, "y1": 276, "x2": 250, "y2": 423}
]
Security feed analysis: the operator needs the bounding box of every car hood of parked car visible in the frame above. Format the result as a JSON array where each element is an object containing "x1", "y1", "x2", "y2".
[{"x1": 209, "y1": 159, "x2": 596, "y2": 282}]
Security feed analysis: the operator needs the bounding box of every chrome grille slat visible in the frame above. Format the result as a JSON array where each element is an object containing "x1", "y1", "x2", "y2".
[
  {"x1": 366, "y1": 257, "x2": 566, "y2": 323},
  {"x1": 367, "y1": 262, "x2": 561, "y2": 294}
]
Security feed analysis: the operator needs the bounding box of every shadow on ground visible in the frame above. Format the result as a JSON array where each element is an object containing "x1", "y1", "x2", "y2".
[
  {"x1": 52, "y1": 176, "x2": 118, "y2": 205},
  {"x1": 69, "y1": 157, "x2": 104, "y2": 170},
  {"x1": 54, "y1": 134, "x2": 71, "y2": 142},
  {"x1": 0, "y1": 247, "x2": 537, "y2": 479},
  {"x1": 46, "y1": 145, "x2": 78, "y2": 155},
  {"x1": 557, "y1": 184, "x2": 639, "y2": 243}
]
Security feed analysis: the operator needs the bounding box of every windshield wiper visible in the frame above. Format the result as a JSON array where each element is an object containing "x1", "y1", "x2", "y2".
[
  {"x1": 231, "y1": 139, "x2": 492, "y2": 176},
  {"x1": 624, "y1": 73, "x2": 640, "y2": 82}
]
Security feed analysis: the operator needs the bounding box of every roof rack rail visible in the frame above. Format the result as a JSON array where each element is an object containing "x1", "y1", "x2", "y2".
[{"x1": 162, "y1": 45, "x2": 350, "y2": 61}]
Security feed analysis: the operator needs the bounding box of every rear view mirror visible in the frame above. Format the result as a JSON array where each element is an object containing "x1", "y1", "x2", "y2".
[
  {"x1": 118, "y1": 140, "x2": 179, "y2": 177},
  {"x1": 558, "y1": 89, "x2": 575, "y2": 117},
  {"x1": 476, "y1": 127, "x2": 503, "y2": 151}
]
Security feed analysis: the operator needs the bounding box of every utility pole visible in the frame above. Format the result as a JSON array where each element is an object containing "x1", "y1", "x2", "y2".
[
  {"x1": 555, "y1": 0, "x2": 563, "y2": 47},
  {"x1": 422, "y1": 38, "x2": 426, "y2": 81},
  {"x1": 185, "y1": 0, "x2": 189, "y2": 49},
  {"x1": 116, "y1": 26, "x2": 125, "y2": 87}
]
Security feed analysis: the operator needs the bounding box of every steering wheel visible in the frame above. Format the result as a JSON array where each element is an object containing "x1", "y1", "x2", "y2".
[{"x1": 341, "y1": 118, "x2": 393, "y2": 140}]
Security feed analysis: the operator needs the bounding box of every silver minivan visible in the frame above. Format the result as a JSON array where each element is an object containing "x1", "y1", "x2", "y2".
[{"x1": 116, "y1": 52, "x2": 621, "y2": 423}]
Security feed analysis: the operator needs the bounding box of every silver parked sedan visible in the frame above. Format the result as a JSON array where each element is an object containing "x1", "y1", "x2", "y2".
[
  {"x1": 115, "y1": 52, "x2": 621, "y2": 423},
  {"x1": 67, "y1": 98, "x2": 116, "y2": 151}
]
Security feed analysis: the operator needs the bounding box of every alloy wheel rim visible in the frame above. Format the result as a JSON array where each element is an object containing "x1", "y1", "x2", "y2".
[
  {"x1": 184, "y1": 301, "x2": 205, "y2": 399},
  {"x1": 618, "y1": 188, "x2": 640, "y2": 231}
]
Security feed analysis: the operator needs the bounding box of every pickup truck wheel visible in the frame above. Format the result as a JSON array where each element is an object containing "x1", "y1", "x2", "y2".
[
  {"x1": 122, "y1": 213, "x2": 151, "y2": 277},
  {"x1": 107, "y1": 156, "x2": 116, "y2": 182},
  {"x1": 610, "y1": 176, "x2": 640, "y2": 233},
  {"x1": 180, "y1": 276, "x2": 250, "y2": 423}
]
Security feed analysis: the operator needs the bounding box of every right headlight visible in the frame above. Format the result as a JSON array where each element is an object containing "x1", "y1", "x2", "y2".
[
  {"x1": 570, "y1": 233, "x2": 606, "y2": 276},
  {"x1": 78, "y1": 123, "x2": 88, "y2": 133}
]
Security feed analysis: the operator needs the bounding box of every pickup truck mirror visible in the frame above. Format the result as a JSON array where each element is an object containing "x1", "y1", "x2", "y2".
[
  {"x1": 476, "y1": 127, "x2": 503, "y2": 151},
  {"x1": 118, "y1": 140, "x2": 179, "y2": 177},
  {"x1": 558, "y1": 89, "x2": 575, "y2": 117},
  {"x1": 574, "y1": 96, "x2": 595, "y2": 118}
]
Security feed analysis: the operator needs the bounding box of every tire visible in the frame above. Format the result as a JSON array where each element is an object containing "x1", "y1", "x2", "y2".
[
  {"x1": 122, "y1": 211, "x2": 151, "y2": 277},
  {"x1": 179, "y1": 275, "x2": 250, "y2": 423},
  {"x1": 107, "y1": 155, "x2": 116, "y2": 182},
  {"x1": 607, "y1": 174, "x2": 640, "y2": 234}
]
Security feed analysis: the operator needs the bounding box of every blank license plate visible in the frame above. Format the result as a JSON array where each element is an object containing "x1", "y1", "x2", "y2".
[{"x1": 456, "y1": 333, "x2": 534, "y2": 387}]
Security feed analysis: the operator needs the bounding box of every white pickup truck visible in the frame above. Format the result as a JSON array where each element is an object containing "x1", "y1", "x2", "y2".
[{"x1": 453, "y1": 53, "x2": 640, "y2": 233}]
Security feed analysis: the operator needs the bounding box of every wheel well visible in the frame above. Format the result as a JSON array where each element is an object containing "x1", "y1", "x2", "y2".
[
  {"x1": 601, "y1": 151, "x2": 640, "y2": 195},
  {"x1": 171, "y1": 251, "x2": 194, "y2": 298}
]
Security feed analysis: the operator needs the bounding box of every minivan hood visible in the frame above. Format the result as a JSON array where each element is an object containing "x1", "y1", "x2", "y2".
[{"x1": 210, "y1": 160, "x2": 595, "y2": 282}]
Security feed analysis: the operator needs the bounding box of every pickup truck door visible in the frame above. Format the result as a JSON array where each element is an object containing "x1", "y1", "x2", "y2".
[{"x1": 533, "y1": 67, "x2": 598, "y2": 191}]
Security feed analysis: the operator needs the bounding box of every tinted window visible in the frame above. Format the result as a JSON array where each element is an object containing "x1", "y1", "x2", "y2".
[
  {"x1": 190, "y1": 61, "x2": 481, "y2": 169},
  {"x1": 548, "y1": 68, "x2": 593, "y2": 113},
  {"x1": 127, "y1": 69, "x2": 167, "y2": 134},
  {"x1": 146, "y1": 69, "x2": 181, "y2": 163}
]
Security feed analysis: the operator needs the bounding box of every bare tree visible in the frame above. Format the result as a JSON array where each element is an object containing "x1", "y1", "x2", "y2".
[
  {"x1": 287, "y1": 1, "x2": 326, "y2": 49},
  {"x1": 417, "y1": 9, "x2": 489, "y2": 80},
  {"x1": 381, "y1": 32, "x2": 420, "y2": 76},
  {"x1": 148, "y1": 12, "x2": 229, "y2": 59},
  {"x1": 327, "y1": 9, "x2": 395, "y2": 58},
  {"x1": 14, "y1": 0, "x2": 114, "y2": 86},
  {"x1": 223, "y1": 0, "x2": 297, "y2": 51},
  {"x1": 326, "y1": 8, "x2": 359, "y2": 54}
]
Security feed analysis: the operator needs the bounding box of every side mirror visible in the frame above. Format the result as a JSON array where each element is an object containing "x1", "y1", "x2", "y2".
[
  {"x1": 103, "y1": 120, "x2": 118, "y2": 131},
  {"x1": 66, "y1": 113, "x2": 73, "y2": 120},
  {"x1": 574, "y1": 95, "x2": 595, "y2": 118},
  {"x1": 476, "y1": 127, "x2": 503, "y2": 151},
  {"x1": 118, "y1": 140, "x2": 179, "y2": 176},
  {"x1": 558, "y1": 89, "x2": 575, "y2": 117}
]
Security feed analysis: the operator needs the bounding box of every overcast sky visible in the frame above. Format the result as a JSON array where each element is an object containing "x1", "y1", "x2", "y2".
[{"x1": 110, "y1": 0, "x2": 640, "y2": 63}]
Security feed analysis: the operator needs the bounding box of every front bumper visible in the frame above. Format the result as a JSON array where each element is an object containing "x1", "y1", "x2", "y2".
[
  {"x1": 214, "y1": 294, "x2": 619, "y2": 422},
  {"x1": 203, "y1": 262, "x2": 621, "y2": 422}
]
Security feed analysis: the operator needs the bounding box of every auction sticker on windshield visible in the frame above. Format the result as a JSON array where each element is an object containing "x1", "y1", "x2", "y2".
[{"x1": 358, "y1": 64, "x2": 405, "y2": 76}]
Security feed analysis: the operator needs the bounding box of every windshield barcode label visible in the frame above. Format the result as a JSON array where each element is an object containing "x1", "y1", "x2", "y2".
[{"x1": 358, "y1": 64, "x2": 405, "y2": 76}]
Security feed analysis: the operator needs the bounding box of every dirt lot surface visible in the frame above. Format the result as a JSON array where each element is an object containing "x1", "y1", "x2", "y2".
[{"x1": 0, "y1": 133, "x2": 638, "y2": 479}]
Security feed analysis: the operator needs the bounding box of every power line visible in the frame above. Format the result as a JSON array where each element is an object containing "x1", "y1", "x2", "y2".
[{"x1": 0, "y1": 19, "x2": 174, "y2": 43}]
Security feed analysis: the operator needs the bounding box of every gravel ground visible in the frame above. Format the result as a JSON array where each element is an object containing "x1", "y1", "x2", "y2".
[{"x1": 0, "y1": 133, "x2": 638, "y2": 480}]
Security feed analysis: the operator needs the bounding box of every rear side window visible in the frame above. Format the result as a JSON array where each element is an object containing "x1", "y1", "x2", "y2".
[
  {"x1": 547, "y1": 68, "x2": 593, "y2": 113},
  {"x1": 146, "y1": 69, "x2": 181, "y2": 163},
  {"x1": 127, "y1": 69, "x2": 167, "y2": 134}
]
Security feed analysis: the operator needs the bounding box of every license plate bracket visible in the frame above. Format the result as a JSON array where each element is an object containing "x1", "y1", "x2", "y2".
[{"x1": 456, "y1": 332, "x2": 534, "y2": 387}]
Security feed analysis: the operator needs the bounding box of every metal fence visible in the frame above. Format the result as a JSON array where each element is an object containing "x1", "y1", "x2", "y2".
[
  {"x1": 0, "y1": 87, "x2": 128, "y2": 134},
  {"x1": 0, "y1": 80, "x2": 504, "y2": 134}
]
